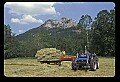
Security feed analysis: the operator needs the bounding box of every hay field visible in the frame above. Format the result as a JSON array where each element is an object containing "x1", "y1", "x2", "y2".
[{"x1": 4, "y1": 57, "x2": 115, "y2": 77}]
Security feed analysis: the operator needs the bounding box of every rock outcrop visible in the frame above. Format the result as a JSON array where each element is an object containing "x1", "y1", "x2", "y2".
[{"x1": 43, "y1": 17, "x2": 77, "y2": 29}]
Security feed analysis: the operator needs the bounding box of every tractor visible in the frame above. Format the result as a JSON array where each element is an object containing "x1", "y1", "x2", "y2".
[{"x1": 71, "y1": 52, "x2": 99, "y2": 71}]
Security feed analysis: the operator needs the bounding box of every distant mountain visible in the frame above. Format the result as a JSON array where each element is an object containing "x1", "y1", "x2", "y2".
[
  {"x1": 42, "y1": 17, "x2": 77, "y2": 29},
  {"x1": 16, "y1": 17, "x2": 86, "y2": 57},
  {"x1": 16, "y1": 17, "x2": 78, "y2": 40}
]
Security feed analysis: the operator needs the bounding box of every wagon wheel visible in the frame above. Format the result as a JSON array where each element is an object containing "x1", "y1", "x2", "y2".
[
  {"x1": 47, "y1": 62, "x2": 50, "y2": 64},
  {"x1": 58, "y1": 61, "x2": 61, "y2": 66},
  {"x1": 40, "y1": 62, "x2": 43, "y2": 64}
]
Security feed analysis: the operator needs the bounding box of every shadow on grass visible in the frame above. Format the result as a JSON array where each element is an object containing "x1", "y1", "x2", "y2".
[{"x1": 71, "y1": 67, "x2": 97, "y2": 72}]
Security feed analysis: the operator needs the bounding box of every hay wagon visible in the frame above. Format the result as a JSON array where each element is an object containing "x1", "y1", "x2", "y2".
[
  {"x1": 39, "y1": 59, "x2": 62, "y2": 66},
  {"x1": 38, "y1": 55, "x2": 76, "y2": 66}
]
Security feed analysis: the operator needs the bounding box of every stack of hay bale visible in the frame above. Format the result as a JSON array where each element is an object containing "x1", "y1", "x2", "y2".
[{"x1": 35, "y1": 48, "x2": 64, "y2": 61}]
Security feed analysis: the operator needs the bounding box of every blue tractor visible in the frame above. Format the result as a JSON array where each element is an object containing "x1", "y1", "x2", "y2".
[{"x1": 71, "y1": 52, "x2": 99, "y2": 71}]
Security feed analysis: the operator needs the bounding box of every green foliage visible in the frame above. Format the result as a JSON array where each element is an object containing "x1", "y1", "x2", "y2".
[
  {"x1": 90, "y1": 9, "x2": 115, "y2": 56},
  {"x1": 78, "y1": 14, "x2": 92, "y2": 29},
  {"x1": 16, "y1": 26, "x2": 87, "y2": 56},
  {"x1": 4, "y1": 24, "x2": 23, "y2": 59}
]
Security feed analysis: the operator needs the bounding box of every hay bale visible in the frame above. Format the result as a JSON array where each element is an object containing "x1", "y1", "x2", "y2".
[{"x1": 35, "y1": 48, "x2": 65, "y2": 61}]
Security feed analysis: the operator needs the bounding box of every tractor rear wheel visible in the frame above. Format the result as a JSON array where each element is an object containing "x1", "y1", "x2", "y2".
[
  {"x1": 90, "y1": 60, "x2": 97, "y2": 71},
  {"x1": 94, "y1": 55, "x2": 99, "y2": 69},
  {"x1": 96, "y1": 61, "x2": 99, "y2": 69}
]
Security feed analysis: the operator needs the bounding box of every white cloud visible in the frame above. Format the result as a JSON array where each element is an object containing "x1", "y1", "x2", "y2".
[
  {"x1": 18, "y1": 30, "x2": 24, "y2": 33},
  {"x1": 55, "y1": 2, "x2": 64, "y2": 4},
  {"x1": 5, "y1": 2, "x2": 57, "y2": 16},
  {"x1": 5, "y1": 2, "x2": 64, "y2": 25},
  {"x1": 53, "y1": 12, "x2": 61, "y2": 17},
  {"x1": 11, "y1": 15, "x2": 44, "y2": 24},
  {"x1": 11, "y1": 18, "x2": 20, "y2": 23},
  {"x1": 56, "y1": 12, "x2": 61, "y2": 15}
]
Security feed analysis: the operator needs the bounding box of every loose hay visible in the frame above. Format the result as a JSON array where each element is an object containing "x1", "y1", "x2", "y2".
[{"x1": 35, "y1": 48, "x2": 64, "y2": 61}]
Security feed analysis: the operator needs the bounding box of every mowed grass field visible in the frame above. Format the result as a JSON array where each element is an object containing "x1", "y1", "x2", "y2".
[{"x1": 4, "y1": 57, "x2": 115, "y2": 77}]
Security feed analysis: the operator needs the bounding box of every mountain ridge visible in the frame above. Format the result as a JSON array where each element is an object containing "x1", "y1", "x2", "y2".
[
  {"x1": 16, "y1": 17, "x2": 78, "y2": 39},
  {"x1": 15, "y1": 17, "x2": 83, "y2": 56},
  {"x1": 42, "y1": 17, "x2": 77, "y2": 29}
]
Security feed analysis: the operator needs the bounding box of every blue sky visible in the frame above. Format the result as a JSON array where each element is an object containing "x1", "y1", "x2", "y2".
[{"x1": 4, "y1": 2, "x2": 115, "y2": 35}]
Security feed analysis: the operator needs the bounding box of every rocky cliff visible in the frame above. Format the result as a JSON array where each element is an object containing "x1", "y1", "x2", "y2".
[{"x1": 42, "y1": 17, "x2": 77, "y2": 29}]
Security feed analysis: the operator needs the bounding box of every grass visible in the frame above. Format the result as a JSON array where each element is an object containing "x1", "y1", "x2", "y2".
[{"x1": 4, "y1": 57, "x2": 115, "y2": 77}]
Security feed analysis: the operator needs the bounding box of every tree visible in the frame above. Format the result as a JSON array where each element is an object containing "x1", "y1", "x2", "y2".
[
  {"x1": 4, "y1": 24, "x2": 22, "y2": 58},
  {"x1": 78, "y1": 15, "x2": 92, "y2": 51},
  {"x1": 78, "y1": 14, "x2": 92, "y2": 30},
  {"x1": 91, "y1": 9, "x2": 115, "y2": 56}
]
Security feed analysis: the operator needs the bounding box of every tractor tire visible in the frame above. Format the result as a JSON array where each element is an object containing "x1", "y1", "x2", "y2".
[
  {"x1": 93, "y1": 55, "x2": 99, "y2": 69},
  {"x1": 90, "y1": 60, "x2": 97, "y2": 71},
  {"x1": 72, "y1": 59, "x2": 77, "y2": 70},
  {"x1": 96, "y1": 61, "x2": 99, "y2": 69}
]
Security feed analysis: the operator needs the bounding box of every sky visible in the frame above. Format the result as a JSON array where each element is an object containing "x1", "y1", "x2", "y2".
[{"x1": 4, "y1": 2, "x2": 115, "y2": 35}]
